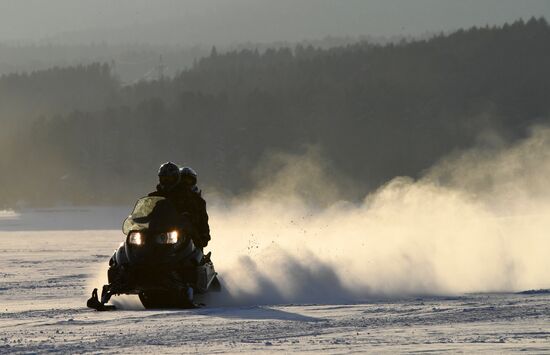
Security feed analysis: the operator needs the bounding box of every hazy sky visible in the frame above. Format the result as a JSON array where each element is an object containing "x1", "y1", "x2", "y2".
[{"x1": 0, "y1": 0, "x2": 549, "y2": 44}]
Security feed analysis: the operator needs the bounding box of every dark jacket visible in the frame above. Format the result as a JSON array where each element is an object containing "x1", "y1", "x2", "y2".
[{"x1": 148, "y1": 183, "x2": 210, "y2": 247}]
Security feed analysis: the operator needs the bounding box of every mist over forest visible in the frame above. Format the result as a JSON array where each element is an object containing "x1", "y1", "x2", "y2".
[
  {"x1": 1, "y1": 18, "x2": 549, "y2": 207},
  {"x1": 0, "y1": 36, "x2": 390, "y2": 84}
]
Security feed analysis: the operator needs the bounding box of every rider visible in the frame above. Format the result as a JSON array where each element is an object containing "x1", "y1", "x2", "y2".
[
  {"x1": 179, "y1": 166, "x2": 210, "y2": 247},
  {"x1": 148, "y1": 162, "x2": 211, "y2": 248}
]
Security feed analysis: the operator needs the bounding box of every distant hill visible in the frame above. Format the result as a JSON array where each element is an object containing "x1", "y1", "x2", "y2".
[{"x1": 1, "y1": 18, "x2": 549, "y2": 206}]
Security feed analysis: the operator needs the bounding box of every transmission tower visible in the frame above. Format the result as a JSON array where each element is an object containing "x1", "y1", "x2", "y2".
[{"x1": 156, "y1": 55, "x2": 166, "y2": 80}]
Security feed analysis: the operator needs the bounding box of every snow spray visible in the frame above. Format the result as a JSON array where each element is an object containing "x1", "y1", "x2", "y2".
[{"x1": 207, "y1": 126, "x2": 550, "y2": 306}]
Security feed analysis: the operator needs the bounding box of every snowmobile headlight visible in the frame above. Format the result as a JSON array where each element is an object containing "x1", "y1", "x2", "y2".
[
  {"x1": 157, "y1": 230, "x2": 179, "y2": 244},
  {"x1": 129, "y1": 232, "x2": 144, "y2": 245}
]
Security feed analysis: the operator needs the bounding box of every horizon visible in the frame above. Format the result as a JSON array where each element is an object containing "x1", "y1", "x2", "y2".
[{"x1": 0, "y1": 0, "x2": 548, "y2": 45}]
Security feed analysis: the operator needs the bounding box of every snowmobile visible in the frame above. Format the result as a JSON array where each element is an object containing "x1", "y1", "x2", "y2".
[{"x1": 87, "y1": 196, "x2": 220, "y2": 311}]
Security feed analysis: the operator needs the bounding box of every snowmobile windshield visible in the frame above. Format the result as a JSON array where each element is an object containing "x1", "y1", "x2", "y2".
[{"x1": 122, "y1": 196, "x2": 182, "y2": 235}]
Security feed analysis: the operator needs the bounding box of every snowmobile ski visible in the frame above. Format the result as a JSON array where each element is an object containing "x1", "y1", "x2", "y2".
[{"x1": 87, "y1": 288, "x2": 116, "y2": 311}]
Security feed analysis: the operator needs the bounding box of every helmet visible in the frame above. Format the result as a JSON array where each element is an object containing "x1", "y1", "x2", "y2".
[
  {"x1": 180, "y1": 167, "x2": 197, "y2": 187},
  {"x1": 158, "y1": 162, "x2": 180, "y2": 190}
]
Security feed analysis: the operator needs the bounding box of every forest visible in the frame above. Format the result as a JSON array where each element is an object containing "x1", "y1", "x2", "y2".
[{"x1": 1, "y1": 18, "x2": 549, "y2": 206}]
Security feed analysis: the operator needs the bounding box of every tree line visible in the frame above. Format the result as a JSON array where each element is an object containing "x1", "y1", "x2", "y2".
[{"x1": 1, "y1": 18, "x2": 549, "y2": 206}]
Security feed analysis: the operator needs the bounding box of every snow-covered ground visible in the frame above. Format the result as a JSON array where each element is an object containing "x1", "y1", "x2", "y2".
[{"x1": 1, "y1": 208, "x2": 550, "y2": 353}]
